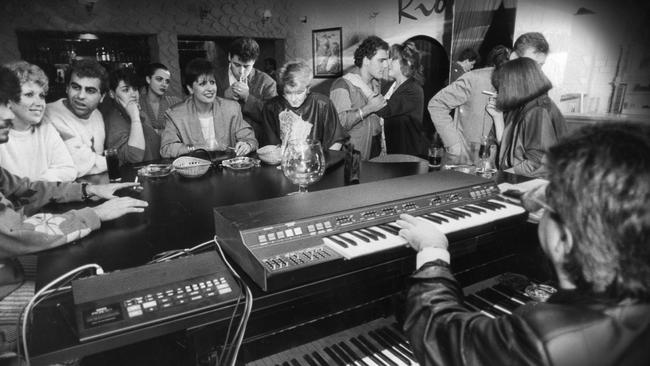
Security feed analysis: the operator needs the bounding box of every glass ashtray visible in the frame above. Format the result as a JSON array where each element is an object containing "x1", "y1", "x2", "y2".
[
  {"x1": 524, "y1": 283, "x2": 557, "y2": 302},
  {"x1": 137, "y1": 164, "x2": 173, "y2": 178},
  {"x1": 221, "y1": 157, "x2": 261, "y2": 170}
]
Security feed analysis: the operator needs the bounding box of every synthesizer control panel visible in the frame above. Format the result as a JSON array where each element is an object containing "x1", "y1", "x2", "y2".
[
  {"x1": 241, "y1": 183, "x2": 499, "y2": 248},
  {"x1": 72, "y1": 251, "x2": 241, "y2": 341}
]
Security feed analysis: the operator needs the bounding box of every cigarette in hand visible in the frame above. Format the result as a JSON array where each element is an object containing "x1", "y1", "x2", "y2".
[
  {"x1": 132, "y1": 175, "x2": 144, "y2": 192},
  {"x1": 482, "y1": 90, "x2": 496, "y2": 97}
]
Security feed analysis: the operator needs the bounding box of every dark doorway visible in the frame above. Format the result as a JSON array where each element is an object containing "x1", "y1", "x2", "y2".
[
  {"x1": 406, "y1": 35, "x2": 449, "y2": 139},
  {"x1": 477, "y1": 3, "x2": 516, "y2": 67},
  {"x1": 177, "y1": 36, "x2": 283, "y2": 94}
]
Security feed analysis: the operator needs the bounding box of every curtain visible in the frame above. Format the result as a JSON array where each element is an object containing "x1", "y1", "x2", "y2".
[{"x1": 451, "y1": 0, "x2": 516, "y2": 63}]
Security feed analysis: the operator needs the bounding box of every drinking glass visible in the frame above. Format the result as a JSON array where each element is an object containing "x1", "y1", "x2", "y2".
[
  {"x1": 476, "y1": 136, "x2": 497, "y2": 178},
  {"x1": 105, "y1": 148, "x2": 121, "y2": 182},
  {"x1": 281, "y1": 139, "x2": 326, "y2": 194}
]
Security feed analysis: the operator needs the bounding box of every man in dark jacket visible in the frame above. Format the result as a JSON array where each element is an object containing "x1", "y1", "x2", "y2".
[
  {"x1": 215, "y1": 37, "x2": 277, "y2": 143},
  {"x1": 396, "y1": 122, "x2": 650, "y2": 366}
]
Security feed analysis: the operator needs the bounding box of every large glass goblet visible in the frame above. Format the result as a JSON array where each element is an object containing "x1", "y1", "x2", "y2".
[{"x1": 281, "y1": 139, "x2": 326, "y2": 194}]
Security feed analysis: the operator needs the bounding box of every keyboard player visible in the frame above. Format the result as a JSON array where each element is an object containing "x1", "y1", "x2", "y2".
[{"x1": 397, "y1": 122, "x2": 650, "y2": 366}]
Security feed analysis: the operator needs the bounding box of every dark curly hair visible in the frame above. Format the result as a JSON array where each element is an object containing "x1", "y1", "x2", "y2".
[
  {"x1": 109, "y1": 67, "x2": 140, "y2": 91},
  {"x1": 353, "y1": 36, "x2": 389, "y2": 68},
  {"x1": 545, "y1": 122, "x2": 650, "y2": 300},
  {"x1": 486, "y1": 45, "x2": 511, "y2": 68},
  {"x1": 65, "y1": 59, "x2": 109, "y2": 94},
  {"x1": 0, "y1": 66, "x2": 21, "y2": 104},
  {"x1": 228, "y1": 38, "x2": 260, "y2": 63},
  {"x1": 458, "y1": 47, "x2": 479, "y2": 63}
]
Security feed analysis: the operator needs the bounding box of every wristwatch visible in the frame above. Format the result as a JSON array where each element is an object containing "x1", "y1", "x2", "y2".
[{"x1": 81, "y1": 182, "x2": 91, "y2": 201}]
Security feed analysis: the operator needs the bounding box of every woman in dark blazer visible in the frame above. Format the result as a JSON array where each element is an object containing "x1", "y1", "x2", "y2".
[
  {"x1": 487, "y1": 57, "x2": 567, "y2": 177},
  {"x1": 376, "y1": 41, "x2": 429, "y2": 156}
]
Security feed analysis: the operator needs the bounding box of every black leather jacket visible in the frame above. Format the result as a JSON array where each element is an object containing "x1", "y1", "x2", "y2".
[{"x1": 403, "y1": 263, "x2": 650, "y2": 366}]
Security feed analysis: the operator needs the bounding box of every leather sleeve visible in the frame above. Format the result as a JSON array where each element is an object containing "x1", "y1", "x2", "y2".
[{"x1": 403, "y1": 264, "x2": 549, "y2": 366}]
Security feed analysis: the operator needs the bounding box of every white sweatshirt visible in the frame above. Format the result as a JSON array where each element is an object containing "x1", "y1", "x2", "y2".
[
  {"x1": 43, "y1": 99, "x2": 107, "y2": 177},
  {"x1": 0, "y1": 122, "x2": 77, "y2": 182}
]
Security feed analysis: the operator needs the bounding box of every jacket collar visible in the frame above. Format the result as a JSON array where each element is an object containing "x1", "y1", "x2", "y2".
[{"x1": 183, "y1": 97, "x2": 225, "y2": 144}]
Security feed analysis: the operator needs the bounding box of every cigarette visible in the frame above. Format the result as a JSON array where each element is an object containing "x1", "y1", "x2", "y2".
[
  {"x1": 482, "y1": 90, "x2": 496, "y2": 97},
  {"x1": 134, "y1": 176, "x2": 139, "y2": 184}
]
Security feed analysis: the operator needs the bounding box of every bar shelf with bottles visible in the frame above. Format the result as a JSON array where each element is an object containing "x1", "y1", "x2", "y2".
[{"x1": 16, "y1": 31, "x2": 152, "y2": 102}]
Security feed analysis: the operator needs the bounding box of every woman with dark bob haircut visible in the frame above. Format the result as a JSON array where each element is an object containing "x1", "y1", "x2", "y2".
[
  {"x1": 375, "y1": 41, "x2": 429, "y2": 155},
  {"x1": 487, "y1": 57, "x2": 567, "y2": 177}
]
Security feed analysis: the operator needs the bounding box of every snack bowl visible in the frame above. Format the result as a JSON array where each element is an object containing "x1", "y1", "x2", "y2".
[
  {"x1": 137, "y1": 164, "x2": 173, "y2": 178},
  {"x1": 222, "y1": 157, "x2": 261, "y2": 170},
  {"x1": 256, "y1": 145, "x2": 283, "y2": 165},
  {"x1": 172, "y1": 156, "x2": 211, "y2": 178}
]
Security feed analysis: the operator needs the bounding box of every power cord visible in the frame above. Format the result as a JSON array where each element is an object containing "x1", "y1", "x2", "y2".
[
  {"x1": 149, "y1": 238, "x2": 217, "y2": 263},
  {"x1": 20, "y1": 264, "x2": 104, "y2": 366},
  {"x1": 214, "y1": 236, "x2": 253, "y2": 366}
]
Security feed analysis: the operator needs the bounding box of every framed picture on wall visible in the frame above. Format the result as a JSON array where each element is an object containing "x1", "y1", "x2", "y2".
[{"x1": 312, "y1": 27, "x2": 342, "y2": 78}]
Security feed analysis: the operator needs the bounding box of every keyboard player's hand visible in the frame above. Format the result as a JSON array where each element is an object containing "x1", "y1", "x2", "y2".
[{"x1": 396, "y1": 214, "x2": 449, "y2": 252}]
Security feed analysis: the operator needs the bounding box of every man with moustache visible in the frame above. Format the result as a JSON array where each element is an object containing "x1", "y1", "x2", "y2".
[
  {"x1": 0, "y1": 66, "x2": 148, "y2": 355},
  {"x1": 330, "y1": 36, "x2": 389, "y2": 160},
  {"x1": 44, "y1": 59, "x2": 109, "y2": 177},
  {"x1": 216, "y1": 38, "x2": 277, "y2": 144}
]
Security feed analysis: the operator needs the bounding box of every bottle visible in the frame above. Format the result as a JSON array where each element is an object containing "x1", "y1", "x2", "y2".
[
  {"x1": 428, "y1": 132, "x2": 444, "y2": 169},
  {"x1": 343, "y1": 142, "x2": 360, "y2": 185},
  {"x1": 478, "y1": 135, "x2": 490, "y2": 160}
]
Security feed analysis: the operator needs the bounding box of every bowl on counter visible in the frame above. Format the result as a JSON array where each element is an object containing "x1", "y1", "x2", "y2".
[
  {"x1": 256, "y1": 145, "x2": 283, "y2": 165},
  {"x1": 172, "y1": 157, "x2": 212, "y2": 178}
]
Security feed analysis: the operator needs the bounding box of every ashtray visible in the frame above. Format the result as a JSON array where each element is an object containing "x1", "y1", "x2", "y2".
[
  {"x1": 221, "y1": 157, "x2": 261, "y2": 170},
  {"x1": 524, "y1": 283, "x2": 557, "y2": 302},
  {"x1": 137, "y1": 164, "x2": 173, "y2": 178}
]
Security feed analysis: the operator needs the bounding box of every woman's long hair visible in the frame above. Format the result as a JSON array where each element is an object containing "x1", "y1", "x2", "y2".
[{"x1": 491, "y1": 57, "x2": 552, "y2": 111}]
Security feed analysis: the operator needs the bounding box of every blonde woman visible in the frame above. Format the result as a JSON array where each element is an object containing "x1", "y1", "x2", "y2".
[{"x1": 0, "y1": 61, "x2": 76, "y2": 181}]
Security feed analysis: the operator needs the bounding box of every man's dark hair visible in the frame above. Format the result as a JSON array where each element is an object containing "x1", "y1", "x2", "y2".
[
  {"x1": 183, "y1": 58, "x2": 216, "y2": 89},
  {"x1": 145, "y1": 62, "x2": 169, "y2": 78},
  {"x1": 546, "y1": 122, "x2": 650, "y2": 300},
  {"x1": 491, "y1": 57, "x2": 552, "y2": 111},
  {"x1": 65, "y1": 59, "x2": 109, "y2": 94},
  {"x1": 0, "y1": 66, "x2": 21, "y2": 104},
  {"x1": 228, "y1": 38, "x2": 260, "y2": 62},
  {"x1": 486, "y1": 45, "x2": 512, "y2": 68},
  {"x1": 353, "y1": 36, "x2": 389, "y2": 68},
  {"x1": 513, "y1": 32, "x2": 549, "y2": 57},
  {"x1": 458, "y1": 48, "x2": 479, "y2": 62},
  {"x1": 109, "y1": 67, "x2": 140, "y2": 91}
]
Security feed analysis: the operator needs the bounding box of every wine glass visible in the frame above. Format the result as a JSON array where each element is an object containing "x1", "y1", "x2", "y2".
[{"x1": 281, "y1": 139, "x2": 326, "y2": 194}]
